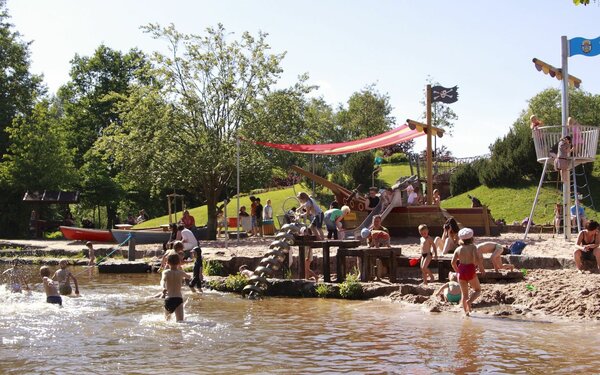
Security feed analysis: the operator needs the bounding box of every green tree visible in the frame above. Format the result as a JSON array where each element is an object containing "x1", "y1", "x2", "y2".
[
  {"x1": 0, "y1": 100, "x2": 77, "y2": 236},
  {"x1": 336, "y1": 84, "x2": 395, "y2": 140},
  {"x1": 0, "y1": 0, "x2": 43, "y2": 155},
  {"x1": 101, "y1": 23, "x2": 287, "y2": 239},
  {"x1": 58, "y1": 44, "x2": 153, "y2": 168}
]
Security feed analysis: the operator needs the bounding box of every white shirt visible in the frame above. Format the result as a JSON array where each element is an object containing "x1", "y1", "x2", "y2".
[
  {"x1": 263, "y1": 204, "x2": 273, "y2": 220},
  {"x1": 407, "y1": 192, "x2": 418, "y2": 205},
  {"x1": 180, "y1": 228, "x2": 197, "y2": 251}
]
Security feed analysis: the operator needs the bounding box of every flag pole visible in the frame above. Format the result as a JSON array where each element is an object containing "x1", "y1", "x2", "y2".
[
  {"x1": 561, "y1": 35, "x2": 571, "y2": 240},
  {"x1": 426, "y1": 84, "x2": 433, "y2": 205}
]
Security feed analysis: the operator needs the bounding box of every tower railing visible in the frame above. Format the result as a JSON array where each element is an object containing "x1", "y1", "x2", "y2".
[{"x1": 532, "y1": 125, "x2": 599, "y2": 165}]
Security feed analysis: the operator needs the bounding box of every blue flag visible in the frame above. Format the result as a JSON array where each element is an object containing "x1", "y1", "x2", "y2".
[{"x1": 569, "y1": 36, "x2": 600, "y2": 57}]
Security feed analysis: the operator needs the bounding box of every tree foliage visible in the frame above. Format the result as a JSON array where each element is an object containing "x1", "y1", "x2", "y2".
[
  {"x1": 100, "y1": 23, "x2": 286, "y2": 238},
  {"x1": 0, "y1": 0, "x2": 43, "y2": 155}
]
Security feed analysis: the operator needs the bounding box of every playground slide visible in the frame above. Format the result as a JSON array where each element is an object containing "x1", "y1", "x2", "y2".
[{"x1": 349, "y1": 176, "x2": 418, "y2": 238}]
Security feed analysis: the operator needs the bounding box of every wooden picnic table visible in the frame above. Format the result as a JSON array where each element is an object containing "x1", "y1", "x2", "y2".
[
  {"x1": 293, "y1": 238, "x2": 361, "y2": 282},
  {"x1": 336, "y1": 247, "x2": 402, "y2": 283}
]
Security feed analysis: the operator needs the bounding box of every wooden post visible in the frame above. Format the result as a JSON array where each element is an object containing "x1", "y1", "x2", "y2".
[
  {"x1": 128, "y1": 237, "x2": 136, "y2": 261},
  {"x1": 426, "y1": 84, "x2": 433, "y2": 205},
  {"x1": 323, "y1": 242, "x2": 331, "y2": 282},
  {"x1": 336, "y1": 249, "x2": 346, "y2": 283},
  {"x1": 298, "y1": 246, "x2": 306, "y2": 280},
  {"x1": 482, "y1": 205, "x2": 491, "y2": 236}
]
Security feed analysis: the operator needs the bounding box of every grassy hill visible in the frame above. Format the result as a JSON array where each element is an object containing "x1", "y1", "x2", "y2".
[
  {"x1": 137, "y1": 160, "x2": 600, "y2": 230},
  {"x1": 136, "y1": 184, "x2": 306, "y2": 229}
]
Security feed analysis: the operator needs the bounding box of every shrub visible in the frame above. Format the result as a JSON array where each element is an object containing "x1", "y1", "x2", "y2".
[
  {"x1": 343, "y1": 151, "x2": 376, "y2": 189},
  {"x1": 450, "y1": 163, "x2": 481, "y2": 196},
  {"x1": 225, "y1": 273, "x2": 249, "y2": 292},
  {"x1": 203, "y1": 260, "x2": 224, "y2": 276},
  {"x1": 386, "y1": 153, "x2": 408, "y2": 164},
  {"x1": 339, "y1": 273, "x2": 363, "y2": 299},
  {"x1": 44, "y1": 231, "x2": 64, "y2": 240},
  {"x1": 315, "y1": 283, "x2": 334, "y2": 298}
]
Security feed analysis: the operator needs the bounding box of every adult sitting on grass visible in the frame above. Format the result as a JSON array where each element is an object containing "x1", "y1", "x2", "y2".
[{"x1": 574, "y1": 220, "x2": 600, "y2": 272}]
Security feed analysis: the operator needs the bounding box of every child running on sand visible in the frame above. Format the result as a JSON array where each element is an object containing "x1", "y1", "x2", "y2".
[
  {"x1": 161, "y1": 253, "x2": 190, "y2": 322},
  {"x1": 188, "y1": 246, "x2": 203, "y2": 293},
  {"x1": 476, "y1": 242, "x2": 515, "y2": 272},
  {"x1": 53, "y1": 259, "x2": 79, "y2": 296},
  {"x1": 451, "y1": 228, "x2": 485, "y2": 316},
  {"x1": 418, "y1": 224, "x2": 437, "y2": 285},
  {"x1": 435, "y1": 272, "x2": 461, "y2": 304},
  {"x1": 2, "y1": 258, "x2": 30, "y2": 293},
  {"x1": 40, "y1": 266, "x2": 62, "y2": 306}
]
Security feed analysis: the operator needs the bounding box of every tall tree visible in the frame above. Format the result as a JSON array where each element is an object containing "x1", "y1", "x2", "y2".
[
  {"x1": 0, "y1": 100, "x2": 77, "y2": 236},
  {"x1": 336, "y1": 84, "x2": 395, "y2": 140},
  {"x1": 58, "y1": 44, "x2": 152, "y2": 168},
  {"x1": 100, "y1": 23, "x2": 286, "y2": 239},
  {"x1": 0, "y1": 0, "x2": 43, "y2": 155}
]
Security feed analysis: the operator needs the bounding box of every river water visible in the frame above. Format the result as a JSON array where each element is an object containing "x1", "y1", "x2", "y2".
[{"x1": 1, "y1": 265, "x2": 599, "y2": 374}]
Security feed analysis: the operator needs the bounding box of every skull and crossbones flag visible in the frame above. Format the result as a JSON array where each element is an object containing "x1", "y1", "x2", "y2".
[{"x1": 431, "y1": 85, "x2": 459, "y2": 104}]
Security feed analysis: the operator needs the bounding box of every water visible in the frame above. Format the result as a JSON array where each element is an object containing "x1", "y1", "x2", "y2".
[{"x1": 1, "y1": 265, "x2": 599, "y2": 374}]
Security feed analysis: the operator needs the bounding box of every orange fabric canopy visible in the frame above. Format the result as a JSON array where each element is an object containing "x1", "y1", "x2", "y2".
[{"x1": 254, "y1": 124, "x2": 423, "y2": 155}]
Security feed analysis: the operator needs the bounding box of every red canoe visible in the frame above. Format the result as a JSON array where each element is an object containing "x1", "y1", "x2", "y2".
[{"x1": 59, "y1": 226, "x2": 116, "y2": 243}]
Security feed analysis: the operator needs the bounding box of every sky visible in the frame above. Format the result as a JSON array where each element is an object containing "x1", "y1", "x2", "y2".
[{"x1": 6, "y1": 0, "x2": 600, "y2": 157}]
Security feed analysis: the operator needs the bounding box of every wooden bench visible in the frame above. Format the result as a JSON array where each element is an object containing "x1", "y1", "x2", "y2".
[
  {"x1": 293, "y1": 238, "x2": 361, "y2": 282},
  {"x1": 337, "y1": 247, "x2": 402, "y2": 283}
]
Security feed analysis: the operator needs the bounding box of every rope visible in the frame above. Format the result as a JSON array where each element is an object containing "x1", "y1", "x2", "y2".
[{"x1": 71, "y1": 233, "x2": 133, "y2": 277}]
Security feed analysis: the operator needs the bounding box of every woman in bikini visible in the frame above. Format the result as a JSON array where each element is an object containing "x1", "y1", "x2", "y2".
[
  {"x1": 451, "y1": 228, "x2": 485, "y2": 316},
  {"x1": 574, "y1": 220, "x2": 600, "y2": 272}
]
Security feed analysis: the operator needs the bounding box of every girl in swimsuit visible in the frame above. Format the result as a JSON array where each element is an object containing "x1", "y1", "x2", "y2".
[
  {"x1": 574, "y1": 220, "x2": 600, "y2": 272},
  {"x1": 451, "y1": 228, "x2": 485, "y2": 316},
  {"x1": 435, "y1": 272, "x2": 461, "y2": 304}
]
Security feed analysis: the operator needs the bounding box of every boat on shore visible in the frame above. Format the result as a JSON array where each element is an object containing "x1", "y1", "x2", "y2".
[
  {"x1": 111, "y1": 228, "x2": 171, "y2": 245},
  {"x1": 59, "y1": 226, "x2": 116, "y2": 243}
]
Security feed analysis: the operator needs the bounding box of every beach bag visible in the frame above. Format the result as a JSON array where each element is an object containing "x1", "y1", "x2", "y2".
[{"x1": 509, "y1": 241, "x2": 526, "y2": 255}]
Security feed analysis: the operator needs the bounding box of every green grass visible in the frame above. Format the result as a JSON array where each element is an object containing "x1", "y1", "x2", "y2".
[
  {"x1": 136, "y1": 184, "x2": 309, "y2": 229},
  {"x1": 377, "y1": 163, "x2": 413, "y2": 185}
]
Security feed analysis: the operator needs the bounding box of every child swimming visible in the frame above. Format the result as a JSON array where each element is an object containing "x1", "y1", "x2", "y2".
[
  {"x1": 161, "y1": 253, "x2": 190, "y2": 322},
  {"x1": 2, "y1": 258, "x2": 30, "y2": 293},
  {"x1": 52, "y1": 259, "x2": 79, "y2": 296},
  {"x1": 40, "y1": 266, "x2": 62, "y2": 306}
]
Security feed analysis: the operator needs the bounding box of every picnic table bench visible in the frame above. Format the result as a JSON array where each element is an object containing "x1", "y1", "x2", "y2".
[{"x1": 336, "y1": 247, "x2": 402, "y2": 283}]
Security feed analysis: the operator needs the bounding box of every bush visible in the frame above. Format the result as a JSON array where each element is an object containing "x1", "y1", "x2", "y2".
[
  {"x1": 225, "y1": 273, "x2": 249, "y2": 292},
  {"x1": 343, "y1": 151, "x2": 376, "y2": 189},
  {"x1": 450, "y1": 163, "x2": 481, "y2": 196},
  {"x1": 339, "y1": 273, "x2": 363, "y2": 299},
  {"x1": 203, "y1": 260, "x2": 224, "y2": 276},
  {"x1": 44, "y1": 231, "x2": 64, "y2": 240},
  {"x1": 386, "y1": 153, "x2": 408, "y2": 164},
  {"x1": 315, "y1": 283, "x2": 334, "y2": 298}
]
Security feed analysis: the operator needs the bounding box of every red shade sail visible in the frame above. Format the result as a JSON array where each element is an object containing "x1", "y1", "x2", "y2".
[{"x1": 253, "y1": 124, "x2": 423, "y2": 155}]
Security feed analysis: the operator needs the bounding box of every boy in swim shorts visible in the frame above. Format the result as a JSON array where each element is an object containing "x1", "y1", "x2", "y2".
[
  {"x1": 161, "y1": 252, "x2": 190, "y2": 322},
  {"x1": 40, "y1": 266, "x2": 62, "y2": 306},
  {"x1": 188, "y1": 246, "x2": 203, "y2": 293},
  {"x1": 451, "y1": 228, "x2": 485, "y2": 316},
  {"x1": 53, "y1": 259, "x2": 79, "y2": 296},
  {"x1": 418, "y1": 224, "x2": 437, "y2": 285}
]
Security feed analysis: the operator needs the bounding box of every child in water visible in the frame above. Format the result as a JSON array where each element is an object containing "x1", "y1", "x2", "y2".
[
  {"x1": 435, "y1": 272, "x2": 461, "y2": 304},
  {"x1": 161, "y1": 253, "x2": 190, "y2": 322},
  {"x1": 2, "y1": 258, "x2": 30, "y2": 293},
  {"x1": 40, "y1": 266, "x2": 62, "y2": 306},
  {"x1": 53, "y1": 259, "x2": 79, "y2": 296},
  {"x1": 86, "y1": 241, "x2": 95, "y2": 266},
  {"x1": 451, "y1": 228, "x2": 485, "y2": 316},
  {"x1": 188, "y1": 246, "x2": 203, "y2": 293},
  {"x1": 418, "y1": 224, "x2": 437, "y2": 285}
]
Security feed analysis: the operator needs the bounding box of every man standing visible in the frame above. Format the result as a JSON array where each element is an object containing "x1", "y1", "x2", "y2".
[
  {"x1": 366, "y1": 187, "x2": 380, "y2": 211},
  {"x1": 254, "y1": 198, "x2": 264, "y2": 237}
]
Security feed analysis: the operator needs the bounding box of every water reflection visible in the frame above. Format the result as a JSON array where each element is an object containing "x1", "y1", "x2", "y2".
[{"x1": 1, "y1": 265, "x2": 599, "y2": 374}]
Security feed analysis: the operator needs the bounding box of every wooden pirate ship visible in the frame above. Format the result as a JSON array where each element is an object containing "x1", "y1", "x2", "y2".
[{"x1": 291, "y1": 165, "x2": 499, "y2": 237}]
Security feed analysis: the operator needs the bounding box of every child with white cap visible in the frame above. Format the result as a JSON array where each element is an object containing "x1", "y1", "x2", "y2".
[{"x1": 451, "y1": 227, "x2": 485, "y2": 316}]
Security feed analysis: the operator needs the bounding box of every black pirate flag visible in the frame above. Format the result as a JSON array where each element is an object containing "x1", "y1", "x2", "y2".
[{"x1": 431, "y1": 85, "x2": 459, "y2": 104}]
